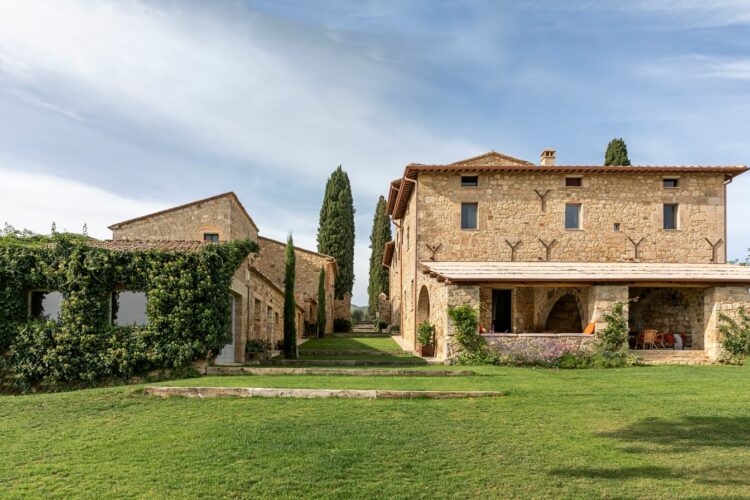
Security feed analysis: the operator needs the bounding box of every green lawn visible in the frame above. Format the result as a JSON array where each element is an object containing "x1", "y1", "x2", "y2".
[
  {"x1": 298, "y1": 336, "x2": 402, "y2": 351},
  {"x1": 2, "y1": 365, "x2": 750, "y2": 498}
]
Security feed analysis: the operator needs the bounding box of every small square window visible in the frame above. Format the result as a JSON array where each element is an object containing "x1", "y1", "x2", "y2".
[
  {"x1": 112, "y1": 291, "x2": 148, "y2": 326},
  {"x1": 613, "y1": 223, "x2": 621, "y2": 232},
  {"x1": 663, "y1": 178, "x2": 679, "y2": 188},
  {"x1": 203, "y1": 233, "x2": 220, "y2": 242},
  {"x1": 664, "y1": 204, "x2": 678, "y2": 230},
  {"x1": 565, "y1": 204, "x2": 581, "y2": 229},
  {"x1": 30, "y1": 291, "x2": 63, "y2": 321},
  {"x1": 565, "y1": 177, "x2": 582, "y2": 187},
  {"x1": 461, "y1": 203, "x2": 478, "y2": 230},
  {"x1": 461, "y1": 175, "x2": 479, "y2": 187}
]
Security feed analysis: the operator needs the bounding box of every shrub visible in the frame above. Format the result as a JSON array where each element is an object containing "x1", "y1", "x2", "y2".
[
  {"x1": 417, "y1": 321, "x2": 435, "y2": 347},
  {"x1": 316, "y1": 268, "x2": 326, "y2": 338},
  {"x1": 379, "y1": 321, "x2": 388, "y2": 331},
  {"x1": 245, "y1": 339, "x2": 272, "y2": 361},
  {"x1": 333, "y1": 319, "x2": 352, "y2": 333},
  {"x1": 718, "y1": 308, "x2": 750, "y2": 364},
  {"x1": 447, "y1": 305, "x2": 496, "y2": 364},
  {"x1": 592, "y1": 301, "x2": 637, "y2": 368}
]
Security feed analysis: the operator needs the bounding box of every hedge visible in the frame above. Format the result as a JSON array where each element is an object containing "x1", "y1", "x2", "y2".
[{"x1": 0, "y1": 232, "x2": 256, "y2": 392}]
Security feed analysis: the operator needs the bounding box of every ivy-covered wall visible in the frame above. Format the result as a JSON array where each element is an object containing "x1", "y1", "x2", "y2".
[{"x1": 0, "y1": 233, "x2": 256, "y2": 391}]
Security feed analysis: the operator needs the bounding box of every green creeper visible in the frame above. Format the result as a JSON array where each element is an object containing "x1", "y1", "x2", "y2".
[
  {"x1": 367, "y1": 195, "x2": 392, "y2": 317},
  {"x1": 283, "y1": 234, "x2": 297, "y2": 358},
  {"x1": 316, "y1": 267, "x2": 327, "y2": 338},
  {"x1": 317, "y1": 165, "x2": 355, "y2": 299},
  {"x1": 604, "y1": 138, "x2": 631, "y2": 166}
]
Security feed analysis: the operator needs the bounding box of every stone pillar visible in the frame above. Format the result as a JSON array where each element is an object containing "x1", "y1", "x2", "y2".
[
  {"x1": 444, "y1": 284, "x2": 481, "y2": 360},
  {"x1": 377, "y1": 292, "x2": 391, "y2": 325},
  {"x1": 703, "y1": 287, "x2": 750, "y2": 361},
  {"x1": 587, "y1": 285, "x2": 629, "y2": 333}
]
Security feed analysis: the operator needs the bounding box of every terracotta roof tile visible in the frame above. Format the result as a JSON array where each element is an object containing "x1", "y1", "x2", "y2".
[{"x1": 91, "y1": 240, "x2": 211, "y2": 252}]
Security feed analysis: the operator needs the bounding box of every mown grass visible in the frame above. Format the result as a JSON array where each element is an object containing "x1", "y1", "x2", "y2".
[
  {"x1": 298, "y1": 336, "x2": 401, "y2": 351},
  {"x1": 2, "y1": 364, "x2": 750, "y2": 498}
]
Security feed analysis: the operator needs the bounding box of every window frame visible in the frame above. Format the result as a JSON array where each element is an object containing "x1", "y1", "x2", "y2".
[
  {"x1": 460, "y1": 202, "x2": 479, "y2": 230},
  {"x1": 203, "y1": 233, "x2": 220, "y2": 242},
  {"x1": 564, "y1": 203, "x2": 582, "y2": 230},
  {"x1": 663, "y1": 203, "x2": 679, "y2": 230},
  {"x1": 663, "y1": 178, "x2": 680, "y2": 189},
  {"x1": 461, "y1": 175, "x2": 479, "y2": 188},
  {"x1": 565, "y1": 176, "x2": 583, "y2": 187}
]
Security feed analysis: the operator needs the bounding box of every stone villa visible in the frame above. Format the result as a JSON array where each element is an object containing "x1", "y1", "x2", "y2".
[
  {"x1": 383, "y1": 150, "x2": 750, "y2": 362},
  {"x1": 108, "y1": 192, "x2": 339, "y2": 363}
]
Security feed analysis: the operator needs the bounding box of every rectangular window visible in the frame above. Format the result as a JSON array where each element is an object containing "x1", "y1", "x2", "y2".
[
  {"x1": 266, "y1": 306, "x2": 274, "y2": 339},
  {"x1": 461, "y1": 175, "x2": 479, "y2": 187},
  {"x1": 203, "y1": 233, "x2": 220, "y2": 242},
  {"x1": 664, "y1": 204, "x2": 678, "y2": 230},
  {"x1": 461, "y1": 203, "x2": 478, "y2": 230},
  {"x1": 565, "y1": 204, "x2": 581, "y2": 229},
  {"x1": 613, "y1": 223, "x2": 621, "y2": 232},
  {"x1": 30, "y1": 291, "x2": 62, "y2": 321},
  {"x1": 112, "y1": 291, "x2": 148, "y2": 326},
  {"x1": 565, "y1": 177, "x2": 582, "y2": 187},
  {"x1": 663, "y1": 178, "x2": 679, "y2": 188}
]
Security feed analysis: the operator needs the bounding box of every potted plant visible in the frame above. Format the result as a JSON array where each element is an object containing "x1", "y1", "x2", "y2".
[{"x1": 417, "y1": 320, "x2": 435, "y2": 357}]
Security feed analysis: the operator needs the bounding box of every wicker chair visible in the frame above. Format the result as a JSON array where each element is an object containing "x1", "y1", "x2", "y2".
[{"x1": 636, "y1": 329, "x2": 665, "y2": 349}]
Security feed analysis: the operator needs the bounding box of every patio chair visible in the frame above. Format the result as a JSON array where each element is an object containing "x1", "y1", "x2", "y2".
[{"x1": 636, "y1": 329, "x2": 664, "y2": 349}]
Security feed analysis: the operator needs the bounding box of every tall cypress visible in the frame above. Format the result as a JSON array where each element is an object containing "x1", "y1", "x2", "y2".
[
  {"x1": 283, "y1": 234, "x2": 297, "y2": 359},
  {"x1": 317, "y1": 165, "x2": 355, "y2": 299},
  {"x1": 317, "y1": 267, "x2": 327, "y2": 338},
  {"x1": 604, "y1": 138, "x2": 631, "y2": 166},
  {"x1": 367, "y1": 196, "x2": 392, "y2": 317}
]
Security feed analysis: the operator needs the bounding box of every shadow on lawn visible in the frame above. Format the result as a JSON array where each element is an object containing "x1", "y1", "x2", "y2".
[
  {"x1": 551, "y1": 465, "x2": 750, "y2": 486},
  {"x1": 599, "y1": 416, "x2": 750, "y2": 453}
]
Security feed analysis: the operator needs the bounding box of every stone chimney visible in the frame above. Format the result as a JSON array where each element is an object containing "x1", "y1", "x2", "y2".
[{"x1": 540, "y1": 149, "x2": 556, "y2": 166}]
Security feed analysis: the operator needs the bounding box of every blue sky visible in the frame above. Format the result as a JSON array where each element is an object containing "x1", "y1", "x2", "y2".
[{"x1": 1, "y1": 1, "x2": 750, "y2": 305}]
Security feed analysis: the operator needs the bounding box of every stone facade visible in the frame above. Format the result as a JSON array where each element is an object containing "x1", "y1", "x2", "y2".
[
  {"x1": 108, "y1": 192, "x2": 335, "y2": 363},
  {"x1": 334, "y1": 293, "x2": 352, "y2": 323},
  {"x1": 255, "y1": 237, "x2": 336, "y2": 335},
  {"x1": 386, "y1": 151, "x2": 749, "y2": 361}
]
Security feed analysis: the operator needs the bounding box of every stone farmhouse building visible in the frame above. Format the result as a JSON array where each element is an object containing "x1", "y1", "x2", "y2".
[
  {"x1": 383, "y1": 149, "x2": 750, "y2": 362},
  {"x1": 108, "y1": 192, "x2": 338, "y2": 363}
]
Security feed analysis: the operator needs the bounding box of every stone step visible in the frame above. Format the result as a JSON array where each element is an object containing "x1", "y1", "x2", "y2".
[
  {"x1": 633, "y1": 350, "x2": 712, "y2": 365},
  {"x1": 298, "y1": 350, "x2": 405, "y2": 356},
  {"x1": 145, "y1": 386, "x2": 505, "y2": 400},
  {"x1": 260, "y1": 358, "x2": 432, "y2": 367},
  {"x1": 207, "y1": 366, "x2": 474, "y2": 376}
]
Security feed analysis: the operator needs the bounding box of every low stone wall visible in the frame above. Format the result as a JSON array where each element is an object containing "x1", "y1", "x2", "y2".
[{"x1": 483, "y1": 333, "x2": 595, "y2": 361}]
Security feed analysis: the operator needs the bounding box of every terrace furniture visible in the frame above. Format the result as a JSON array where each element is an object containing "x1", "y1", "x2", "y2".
[{"x1": 636, "y1": 329, "x2": 665, "y2": 349}]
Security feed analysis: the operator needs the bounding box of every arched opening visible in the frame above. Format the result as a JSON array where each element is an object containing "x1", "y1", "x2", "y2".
[
  {"x1": 417, "y1": 285, "x2": 430, "y2": 325},
  {"x1": 544, "y1": 294, "x2": 583, "y2": 333}
]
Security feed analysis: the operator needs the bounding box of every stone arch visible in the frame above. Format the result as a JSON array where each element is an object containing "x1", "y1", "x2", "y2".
[
  {"x1": 536, "y1": 288, "x2": 587, "y2": 332},
  {"x1": 417, "y1": 285, "x2": 430, "y2": 325},
  {"x1": 544, "y1": 294, "x2": 584, "y2": 333}
]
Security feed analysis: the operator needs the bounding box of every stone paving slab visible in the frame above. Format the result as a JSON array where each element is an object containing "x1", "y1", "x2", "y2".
[
  {"x1": 144, "y1": 386, "x2": 505, "y2": 399},
  {"x1": 297, "y1": 350, "x2": 406, "y2": 356},
  {"x1": 207, "y1": 366, "x2": 475, "y2": 376}
]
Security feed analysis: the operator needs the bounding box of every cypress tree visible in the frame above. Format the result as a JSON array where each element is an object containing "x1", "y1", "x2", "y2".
[
  {"x1": 317, "y1": 165, "x2": 355, "y2": 299},
  {"x1": 604, "y1": 138, "x2": 631, "y2": 166},
  {"x1": 367, "y1": 196, "x2": 392, "y2": 317},
  {"x1": 283, "y1": 234, "x2": 297, "y2": 359},
  {"x1": 317, "y1": 267, "x2": 327, "y2": 338}
]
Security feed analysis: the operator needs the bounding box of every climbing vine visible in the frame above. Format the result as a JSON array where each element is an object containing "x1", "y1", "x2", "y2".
[{"x1": 0, "y1": 231, "x2": 256, "y2": 391}]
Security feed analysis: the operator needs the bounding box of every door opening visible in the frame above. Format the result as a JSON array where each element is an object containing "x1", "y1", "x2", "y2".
[{"x1": 492, "y1": 289, "x2": 512, "y2": 333}]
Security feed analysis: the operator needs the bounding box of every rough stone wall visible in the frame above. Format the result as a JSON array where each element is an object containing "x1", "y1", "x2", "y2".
[
  {"x1": 484, "y1": 333, "x2": 595, "y2": 360},
  {"x1": 334, "y1": 293, "x2": 352, "y2": 322},
  {"x1": 228, "y1": 263, "x2": 251, "y2": 363},
  {"x1": 255, "y1": 237, "x2": 336, "y2": 334},
  {"x1": 113, "y1": 195, "x2": 258, "y2": 242},
  {"x1": 415, "y1": 171, "x2": 726, "y2": 264},
  {"x1": 587, "y1": 285, "x2": 629, "y2": 333},
  {"x1": 388, "y1": 247, "x2": 401, "y2": 328},
  {"x1": 395, "y1": 189, "x2": 419, "y2": 344},
  {"x1": 513, "y1": 288, "x2": 535, "y2": 333},
  {"x1": 629, "y1": 287, "x2": 705, "y2": 348},
  {"x1": 703, "y1": 286, "x2": 750, "y2": 360},
  {"x1": 249, "y1": 268, "x2": 287, "y2": 348}
]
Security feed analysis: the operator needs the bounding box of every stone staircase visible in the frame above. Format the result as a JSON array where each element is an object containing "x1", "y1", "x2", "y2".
[
  {"x1": 351, "y1": 322, "x2": 380, "y2": 334},
  {"x1": 633, "y1": 350, "x2": 712, "y2": 365}
]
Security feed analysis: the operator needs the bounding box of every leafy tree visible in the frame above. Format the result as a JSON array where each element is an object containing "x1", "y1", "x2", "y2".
[
  {"x1": 604, "y1": 138, "x2": 631, "y2": 166},
  {"x1": 316, "y1": 267, "x2": 327, "y2": 338},
  {"x1": 351, "y1": 308, "x2": 364, "y2": 323},
  {"x1": 283, "y1": 234, "x2": 297, "y2": 358},
  {"x1": 317, "y1": 165, "x2": 355, "y2": 299},
  {"x1": 367, "y1": 196, "x2": 392, "y2": 317}
]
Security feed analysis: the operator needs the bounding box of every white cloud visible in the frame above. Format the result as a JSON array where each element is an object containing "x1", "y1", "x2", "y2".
[
  {"x1": 0, "y1": 0, "x2": 477, "y2": 196},
  {"x1": 0, "y1": 166, "x2": 165, "y2": 238},
  {"x1": 639, "y1": 55, "x2": 750, "y2": 81}
]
